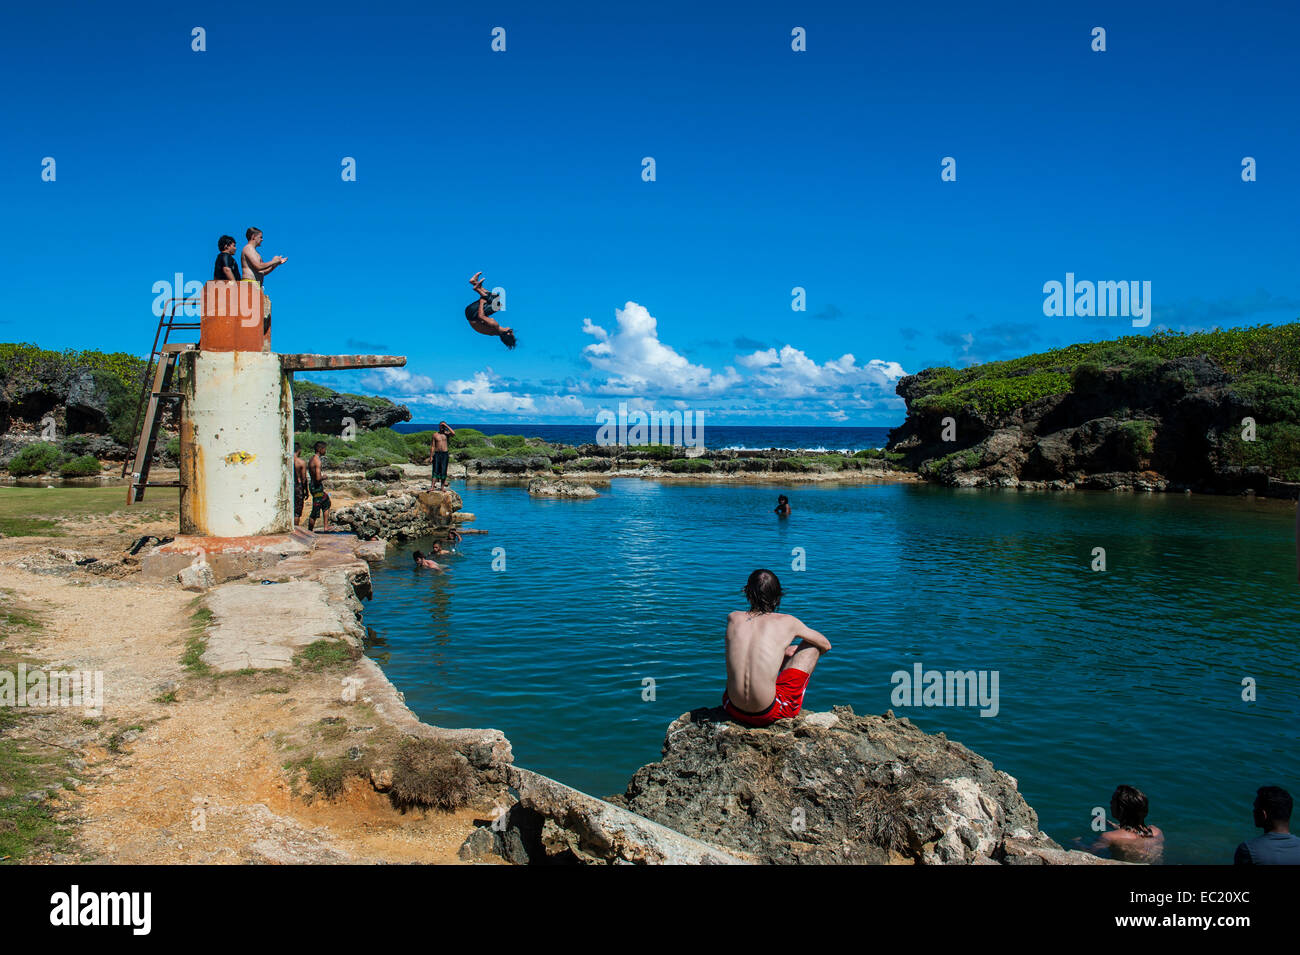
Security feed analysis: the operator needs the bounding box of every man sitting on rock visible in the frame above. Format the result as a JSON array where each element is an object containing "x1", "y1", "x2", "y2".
[{"x1": 722, "y1": 569, "x2": 830, "y2": 727}]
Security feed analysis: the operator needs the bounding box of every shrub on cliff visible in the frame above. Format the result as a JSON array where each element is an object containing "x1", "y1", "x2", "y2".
[
  {"x1": 390, "y1": 738, "x2": 474, "y2": 812},
  {"x1": 1220, "y1": 421, "x2": 1300, "y2": 481},
  {"x1": 905, "y1": 323, "x2": 1300, "y2": 419},
  {"x1": 5, "y1": 442, "x2": 63, "y2": 477},
  {"x1": 293, "y1": 429, "x2": 408, "y2": 467},
  {"x1": 1116, "y1": 420, "x2": 1155, "y2": 465},
  {"x1": 631, "y1": 444, "x2": 678, "y2": 461},
  {"x1": 58, "y1": 455, "x2": 101, "y2": 477},
  {"x1": 0, "y1": 343, "x2": 144, "y2": 396},
  {"x1": 665, "y1": 458, "x2": 714, "y2": 473},
  {"x1": 449, "y1": 428, "x2": 487, "y2": 448}
]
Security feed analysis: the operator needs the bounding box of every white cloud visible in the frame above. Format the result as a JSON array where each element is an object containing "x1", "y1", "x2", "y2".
[
  {"x1": 402, "y1": 370, "x2": 591, "y2": 418},
  {"x1": 582, "y1": 301, "x2": 740, "y2": 395},
  {"x1": 363, "y1": 367, "x2": 435, "y2": 394},
  {"x1": 738, "y1": 344, "x2": 906, "y2": 398}
]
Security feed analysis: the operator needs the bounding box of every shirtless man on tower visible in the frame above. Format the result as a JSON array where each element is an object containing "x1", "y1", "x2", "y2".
[
  {"x1": 240, "y1": 227, "x2": 286, "y2": 334},
  {"x1": 722, "y1": 568, "x2": 831, "y2": 726}
]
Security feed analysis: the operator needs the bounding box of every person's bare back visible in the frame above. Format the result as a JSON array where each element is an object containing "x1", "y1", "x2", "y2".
[
  {"x1": 722, "y1": 569, "x2": 831, "y2": 725},
  {"x1": 725, "y1": 611, "x2": 824, "y2": 711}
]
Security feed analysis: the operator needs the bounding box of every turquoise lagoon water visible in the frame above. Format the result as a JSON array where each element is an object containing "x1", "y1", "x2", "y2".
[{"x1": 362, "y1": 480, "x2": 1300, "y2": 864}]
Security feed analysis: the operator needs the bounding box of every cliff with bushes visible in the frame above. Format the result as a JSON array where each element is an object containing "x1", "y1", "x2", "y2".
[
  {"x1": 888, "y1": 323, "x2": 1300, "y2": 495},
  {"x1": 0, "y1": 342, "x2": 412, "y2": 478}
]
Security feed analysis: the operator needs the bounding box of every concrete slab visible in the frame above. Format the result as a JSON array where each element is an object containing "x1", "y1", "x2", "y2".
[{"x1": 202, "y1": 580, "x2": 356, "y2": 671}]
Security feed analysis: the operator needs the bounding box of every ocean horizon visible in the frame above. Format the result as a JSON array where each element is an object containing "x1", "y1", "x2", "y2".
[{"x1": 395, "y1": 422, "x2": 895, "y2": 454}]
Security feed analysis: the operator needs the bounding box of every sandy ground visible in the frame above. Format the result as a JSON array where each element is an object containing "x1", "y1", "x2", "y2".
[{"x1": 0, "y1": 513, "x2": 498, "y2": 865}]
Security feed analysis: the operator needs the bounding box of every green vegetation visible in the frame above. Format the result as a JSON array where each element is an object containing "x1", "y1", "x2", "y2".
[
  {"x1": 0, "y1": 708, "x2": 76, "y2": 862},
  {"x1": 908, "y1": 324, "x2": 1300, "y2": 417},
  {"x1": 294, "y1": 428, "x2": 409, "y2": 468},
  {"x1": 5, "y1": 443, "x2": 63, "y2": 477},
  {"x1": 1117, "y1": 420, "x2": 1155, "y2": 463},
  {"x1": 183, "y1": 605, "x2": 213, "y2": 675},
  {"x1": 286, "y1": 754, "x2": 352, "y2": 802},
  {"x1": 448, "y1": 427, "x2": 487, "y2": 448},
  {"x1": 57, "y1": 455, "x2": 101, "y2": 478},
  {"x1": 294, "y1": 639, "x2": 356, "y2": 670},
  {"x1": 289, "y1": 379, "x2": 333, "y2": 401},
  {"x1": 1221, "y1": 422, "x2": 1300, "y2": 481},
  {"x1": 919, "y1": 449, "x2": 981, "y2": 478},
  {"x1": 664, "y1": 458, "x2": 714, "y2": 473},
  {"x1": 852, "y1": 448, "x2": 906, "y2": 464},
  {"x1": 0, "y1": 343, "x2": 144, "y2": 396},
  {"x1": 634, "y1": 444, "x2": 678, "y2": 461},
  {"x1": 0, "y1": 600, "x2": 76, "y2": 862}
]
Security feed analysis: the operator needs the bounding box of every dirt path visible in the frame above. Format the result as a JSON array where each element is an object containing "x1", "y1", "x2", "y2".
[{"x1": 0, "y1": 525, "x2": 495, "y2": 865}]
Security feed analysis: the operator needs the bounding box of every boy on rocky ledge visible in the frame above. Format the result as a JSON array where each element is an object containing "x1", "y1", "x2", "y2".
[{"x1": 723, "y1": 569, "x2": 830, "y2": 726}]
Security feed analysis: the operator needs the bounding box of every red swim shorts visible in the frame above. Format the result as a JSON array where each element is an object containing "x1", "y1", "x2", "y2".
[{"x1": 722, "y1": 667, "x2": 810, "y2": 727}]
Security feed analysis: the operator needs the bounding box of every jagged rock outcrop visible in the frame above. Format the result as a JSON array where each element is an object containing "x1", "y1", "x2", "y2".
[
  {"x1": 292, "y1": 390, "x2": 411, "y2": 433},
  {"x1": 331, "y1": 489, "x2": 462, "y2": 540},
  {"x1": 527, "y1": 478, "x2": 597, "y2": 498},
  {"x1": 616, "y1": 706, "x2": 1110, "y2": 865},
  {"x1": 890, "y1": 354, "x2": 1297, "y2": 495}
]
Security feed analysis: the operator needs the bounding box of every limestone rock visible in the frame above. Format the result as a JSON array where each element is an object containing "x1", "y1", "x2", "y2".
[
  {"x1": 178, "y1": 560, "x2": 216, "y2": 592},
  {"x1": 458, "y1": 825, "x2": 501, "y2": 862},
  {"x1": 618, "y1": 706, "x2": 1111, "y2": 865},
  {"x1": 332, "y1": 489, "x2": 462, "y2": 541},
  {"x1": 890, "y1": 351, "x2": 1290, "y2": 495},
  {"x1": 527, "y1": 478, "x2": 597, "y2": 498},
  {"x1": 291, "y1": 389, "x2": 410, "y2": 434}
]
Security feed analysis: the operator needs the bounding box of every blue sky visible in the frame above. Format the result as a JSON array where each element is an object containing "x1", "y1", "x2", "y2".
[{"x1": 2, "y1": 0, "x2": 1298, "y2": 425}]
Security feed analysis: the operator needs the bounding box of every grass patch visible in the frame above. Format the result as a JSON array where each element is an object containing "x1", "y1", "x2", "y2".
[
  {"x1": 0, "y1": 485, "x2": 177, "y2": 539},
  {"x1": 0, "y1": 711, "x2": 76, "y2": 862},
  {"x1": 183, "y1": 605, "x2": 213, "y2": 675},
  {"x1": 285, "y1": 755, "x2": 353, "y2": 802},
  {"x1": 293, "y1": 639, "x2": 357, "y2": 670},
  {"x1": 664, "y1": 458, "x2": 714, "y2": 473}
]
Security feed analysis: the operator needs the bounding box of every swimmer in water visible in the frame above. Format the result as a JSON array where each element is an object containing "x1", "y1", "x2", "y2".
[
  {"x1": 774, "y1": 494, "x2": 791, "y2": 517},
  {"x1": 1093, "y1": 784, "x2": 1164, "y2": 863},
  {"x1": 412, "y1": 550, "x2": 445, "y2": 572}
]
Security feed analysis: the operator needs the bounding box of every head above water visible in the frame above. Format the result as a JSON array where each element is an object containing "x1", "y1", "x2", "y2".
[
  {"x1": 1254, "y1": 785, "x2": 1293, "y2": 831},
  {"x1": 413, "y1": 550, "x2": 424, "y2": 563},
  {"x1": 744, "y1": 568, "x2": 782, "y2": 614},
  {"x1": 777, "y1": 495, "x2": 789, "y2": 504},
  {"x1": 1110, "y1": 785, "x2": 1152, "y2": 834}
]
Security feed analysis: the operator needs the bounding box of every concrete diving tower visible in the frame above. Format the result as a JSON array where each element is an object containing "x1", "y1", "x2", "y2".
[{"x1": 176, "y1": 280, "x2": 405, "y2": 538}]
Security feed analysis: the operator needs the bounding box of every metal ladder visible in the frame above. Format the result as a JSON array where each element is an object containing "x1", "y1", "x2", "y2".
[{"x1": 124, "y1": 298, "x2": 200, "y2": 503}]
